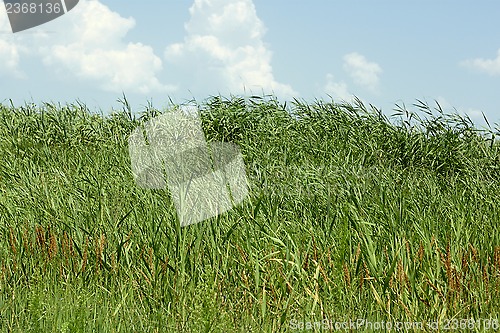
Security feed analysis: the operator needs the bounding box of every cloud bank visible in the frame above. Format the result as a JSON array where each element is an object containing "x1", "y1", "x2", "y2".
[
  {"x1": 165, "y1": 0, "x2": 296, "y2": 98},
  {"x1": 343, "y1": 52, "x2": 382, "y2": 93},
  {"x1": 0, "y1": 9, "x2": 24, "y2": 77},
  {"x1": 324, "y1": 74, "x2": 351, "y2": 102},
  {"x1": 0, "y1": 39, "x2": 23, "y2": 78},
  {"x1": 462, "y1": 49, "x2": 500, "y2": 76},
  {"x1": 324, "y1": 52, "x2": 382, "y2": 101},
  {"x1": 0, "y1": 0, "x2": 174, "y2": 94}
]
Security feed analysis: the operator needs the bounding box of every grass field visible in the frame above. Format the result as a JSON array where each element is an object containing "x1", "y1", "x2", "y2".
[{"x1": 0, "y1": 95, "x2": 499, "y2": 332}]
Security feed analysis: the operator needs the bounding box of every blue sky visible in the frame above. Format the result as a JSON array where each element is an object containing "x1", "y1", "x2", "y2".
[{"x1": 1, "y1": 0, "x2": 499, "y2": 126}]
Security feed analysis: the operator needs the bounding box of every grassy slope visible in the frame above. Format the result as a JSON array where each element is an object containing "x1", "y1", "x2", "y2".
[{"x1": 0, "y1": 96, "x2": 499, "y2": 332}]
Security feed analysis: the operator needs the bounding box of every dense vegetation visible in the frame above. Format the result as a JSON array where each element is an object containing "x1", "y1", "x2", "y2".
[{"x1": 0, "y1": 96, "x2": 499, "y2": 331}]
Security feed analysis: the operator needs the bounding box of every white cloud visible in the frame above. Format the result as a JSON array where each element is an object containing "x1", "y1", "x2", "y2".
[
  {"x1": 434, "y1": 96, "x2": 487, "y2": 127},
  {"x1": 0, "y1": 39, "x2": 24, "y2": 78},
  {"x1": 0, "y1": 8, "x2": 24, "y2": 77},
  {"x1": 324, "y1": 74, "x2": 352, "y2": 102},
  {"x1": 165, "y1": 0, "x2": 296, "y2": 98},
  {"x1": 461, "y1": 49, "x2": 500, "y2": 76},
  {"x1": 0, "y1": 0, "x2": 174, "y2": 94},
  {"x1": 464, "y1": 108, "x2": 484, "y2": 122},
  {"x1": 41, "y1": 0, "x2": 175, "y2": 94},
  {"x1": 435, "y1": 96, "x2": 453, "y2": 111},
  {"x1": 343, "y1": 52, "x2": 382, "y2": 93}
]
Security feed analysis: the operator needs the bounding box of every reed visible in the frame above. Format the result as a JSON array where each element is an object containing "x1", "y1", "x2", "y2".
[{"x1": 0, "y1": 95, "x2": 499, "y2": 331}]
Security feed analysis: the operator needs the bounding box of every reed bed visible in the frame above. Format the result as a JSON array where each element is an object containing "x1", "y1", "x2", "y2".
[{"x1": 0, "y1": 95, "x2": 499, "y2": 331}]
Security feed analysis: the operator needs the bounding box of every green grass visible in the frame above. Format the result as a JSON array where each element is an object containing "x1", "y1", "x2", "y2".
[{"x1": 0, "y1": 95, "x2": 499, "y2": 332}]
